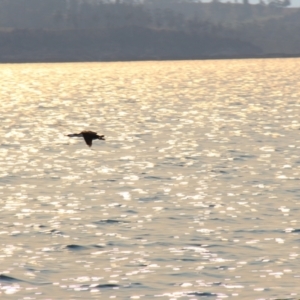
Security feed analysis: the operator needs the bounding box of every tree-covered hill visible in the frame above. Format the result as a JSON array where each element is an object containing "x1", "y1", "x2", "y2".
[{"x1": 0, "y1": 0, "x2": 299, "y2": 62}]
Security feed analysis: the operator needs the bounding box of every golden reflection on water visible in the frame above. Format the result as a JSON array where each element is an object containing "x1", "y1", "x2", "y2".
[{"x1": 1, "y1": 59, "x2": 300, "y2": 298}]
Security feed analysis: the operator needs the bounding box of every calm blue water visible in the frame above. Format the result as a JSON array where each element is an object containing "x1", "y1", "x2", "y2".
[{"x1": 1, "y1": 59, "x2": 300, "y2": 299}]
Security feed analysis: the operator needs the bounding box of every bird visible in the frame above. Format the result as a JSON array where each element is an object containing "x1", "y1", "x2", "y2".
[{"x1": 67, "y1": 131, "x2": 105, "y2": 147}]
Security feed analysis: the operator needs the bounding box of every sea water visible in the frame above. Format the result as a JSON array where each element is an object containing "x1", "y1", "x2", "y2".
[{"x1": 1, "y1": 59, "x2": 300, "y2": 299}]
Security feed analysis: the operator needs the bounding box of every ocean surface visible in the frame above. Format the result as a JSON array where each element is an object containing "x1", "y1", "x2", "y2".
[{"x1": 1, "y1": 59, "x2": 300, "y2": 299}]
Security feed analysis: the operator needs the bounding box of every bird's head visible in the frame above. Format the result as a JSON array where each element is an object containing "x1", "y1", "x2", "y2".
[{"x1": 98, "y1": 135, "x2": 105, "y2": 140}]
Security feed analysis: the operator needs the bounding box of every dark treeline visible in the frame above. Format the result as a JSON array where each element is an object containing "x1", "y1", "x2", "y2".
[
  {"x1": 0, "y1": 0, "x2": 299, "y2": 62},
  {"x1": 0, "y1": 0, "x2": 293, "y2": 30}
]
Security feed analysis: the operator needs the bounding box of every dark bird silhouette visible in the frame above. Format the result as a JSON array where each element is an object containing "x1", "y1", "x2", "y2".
[{"x1": 67, "y1": 131, "x2": 105, "y2": 147}]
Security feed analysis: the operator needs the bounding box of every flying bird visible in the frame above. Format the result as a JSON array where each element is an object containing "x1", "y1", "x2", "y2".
[{"x1": 67, "y1": 131, "x2": 105, "y2": 147}]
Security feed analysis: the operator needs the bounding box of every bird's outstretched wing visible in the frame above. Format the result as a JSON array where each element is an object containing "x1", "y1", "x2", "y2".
[{"x1": 83, "y1": 135, "x2": 92, "y2": 147}]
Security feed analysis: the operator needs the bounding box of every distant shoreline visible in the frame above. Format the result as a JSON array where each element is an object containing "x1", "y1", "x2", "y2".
[
  {"x1": 1, "y1": 53, "x2": 299, "y2": 64},
  {"x1": 1, "y1": 2, "x2": 300, "y2": 65}
]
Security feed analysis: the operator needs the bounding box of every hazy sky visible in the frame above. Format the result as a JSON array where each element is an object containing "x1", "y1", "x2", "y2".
[
  {"x1": 250, "y1": 0, "x2": 299, "y2": 6},
  {"x1": 203, "y1": 0, "x2": 300, "y2": 6},
  {"x1": 287, "y1": 0, "x2": 299, "y2": 6}
]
